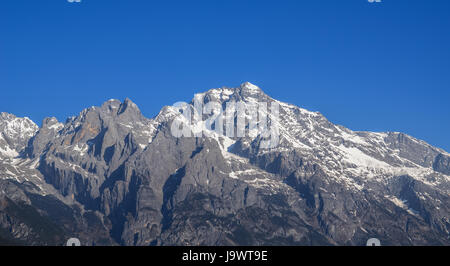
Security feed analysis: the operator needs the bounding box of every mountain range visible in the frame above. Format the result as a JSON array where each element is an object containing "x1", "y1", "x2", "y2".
[{"x1": 0, "y1": 82, "x2": 449, "y2": 245}]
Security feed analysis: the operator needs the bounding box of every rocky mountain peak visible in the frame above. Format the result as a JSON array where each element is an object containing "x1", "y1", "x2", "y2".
[
  {"x1": 101, "y1": 99, "x2": 122, "y2": 113},
  {"x1": 0, "y1": 112, "x2": 37, "y2": 130},
  {"x1": 0, "y1": 112, "x2": 38, "y2": 157},
  {"x1": 0, "y1": 112, "x2": 14, "y2": 120},
  {"x1": 41, "y1": 117, "x2": 63, "y2": 131},
  {"x1": 190, "y1": 82, "x2": 271, "y2": 107},
  {"x1": 238, "y1": 82, "x2": 266, "y2": 98},
  {"x1": 117, "y1": 98, "x2": 141, "y2": 116}
]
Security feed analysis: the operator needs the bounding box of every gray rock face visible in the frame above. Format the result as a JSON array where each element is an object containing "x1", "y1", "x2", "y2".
[
  {"x1": 433, "y1": 154, "x2": 450, "y2": 176},
  {"x1": 0, "y1": 82, "x2": 449, "y2": 245}
]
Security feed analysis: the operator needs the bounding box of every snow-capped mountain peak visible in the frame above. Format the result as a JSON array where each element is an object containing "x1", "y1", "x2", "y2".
[{"x1": 0, "y1": 112, "x2": 38, "y2": 157}]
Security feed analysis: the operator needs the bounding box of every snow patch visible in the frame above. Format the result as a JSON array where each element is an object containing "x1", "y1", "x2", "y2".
[
  {"x1": 336, "y1": 145, "x2": 391, "y2": 169},
  {"x1": 242, "y1": 82, "x2": 260, "y2": 94},
  {"x1": 0, "y1": 146, "x2": 19, "y2": 158},
  {"x1": 385, "y1": 195, "x2": 419, "y2": 216},
  {"x1": 73, "y1": 144, "x2": 88, "y2": 156}
]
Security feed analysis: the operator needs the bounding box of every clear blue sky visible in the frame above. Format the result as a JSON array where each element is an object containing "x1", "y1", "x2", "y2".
[{"x1": 0, "y1": 0, "x2": 449, "y2": 151}]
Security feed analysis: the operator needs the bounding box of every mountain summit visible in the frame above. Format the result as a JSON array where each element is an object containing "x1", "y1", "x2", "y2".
[
  {"x1": 0, "y1": 113, "x2": 38, "y2": 158},
  {"x1": 0, "y1": 83, "x2": 449, "y2": 246}
]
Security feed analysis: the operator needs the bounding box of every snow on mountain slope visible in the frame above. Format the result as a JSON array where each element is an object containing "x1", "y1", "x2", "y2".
[
  {"x1": 168, "y1": 82, "x2": 450, "y2": 194},
  {"x1": 0, "y1": 112, "x2": 38, "y2": 158},
  {"x1": 0, "y1": 82, "x2": 449, "y2": 246}
]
